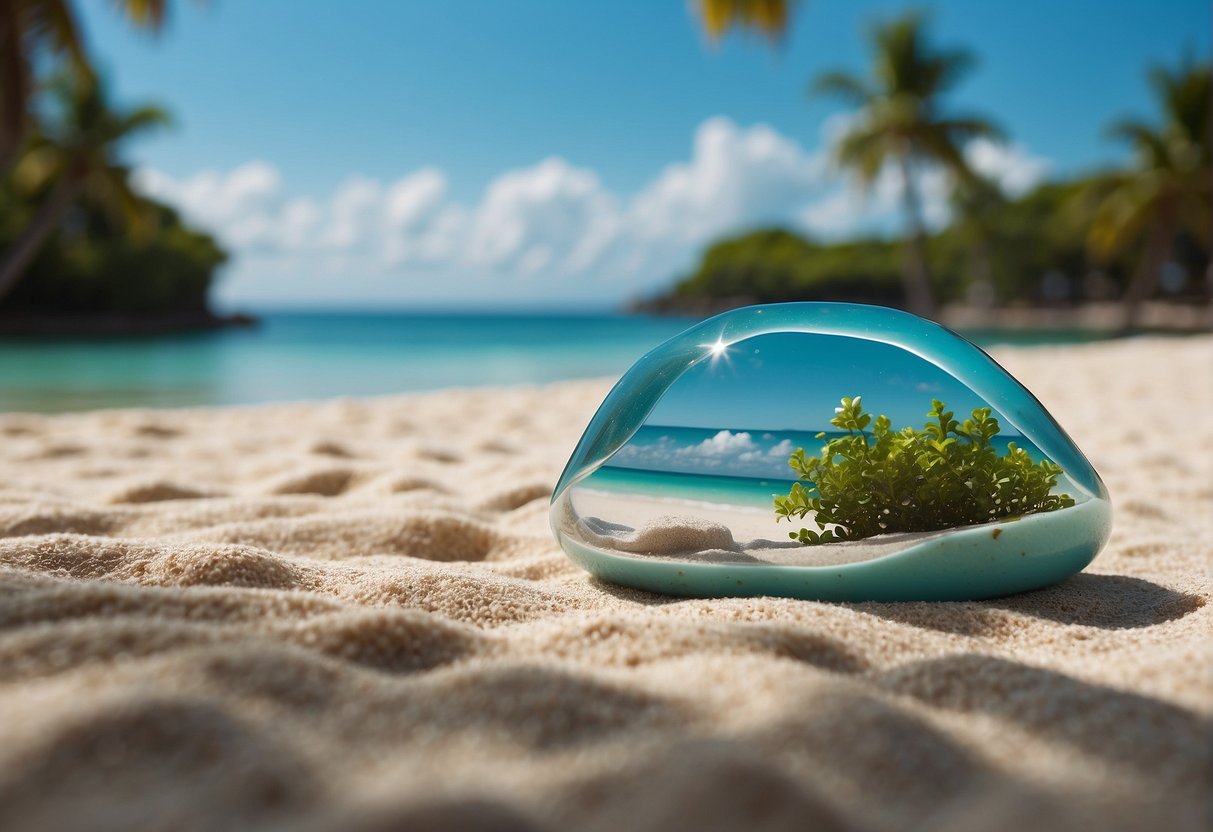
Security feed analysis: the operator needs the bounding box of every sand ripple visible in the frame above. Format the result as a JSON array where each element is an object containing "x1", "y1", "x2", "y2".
[{"x1": 0, "y1": 349, "x2": 1208, "y2": 831}]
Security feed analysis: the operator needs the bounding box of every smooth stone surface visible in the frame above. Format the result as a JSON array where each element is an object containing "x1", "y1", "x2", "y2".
[{"x1": 551, "y1": 303, "x2": 1113, "y2": 601}]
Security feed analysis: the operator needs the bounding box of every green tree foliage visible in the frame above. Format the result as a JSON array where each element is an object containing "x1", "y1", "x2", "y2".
[
  {"x1": 929, "y1": 178, "x2": 1118, "y2": 305},
  {"x1": 0, "y1": 184, "x2": 225, "y2": 316},
  {"x1": 695, "y1": 0, "x2": 793, "y2": 43},
  {"x1": 774, "y1": 396, "x2": 1074, "y2": 544},
  {"x1": 656, "y1": 173, "x2": 1185, "y2": 310},
  {"x1": 0, "y1": 73, "x2": 172, "y2": 304},
  {"x1": 811, "y1": 11, "x2": 1002, "y2": 316},
  {"x1": 0, "y1": 1, "x2": 219, "y2": 327},
  {"x1": 0, "y1": 0, "x2": 169, "y2": 172},
  {"x1": 672, "y1": 230, "x2": 904, "y2": 306},
  {"x1": 1085, "y1": 58, "x2": 1212, "y2": 329}
]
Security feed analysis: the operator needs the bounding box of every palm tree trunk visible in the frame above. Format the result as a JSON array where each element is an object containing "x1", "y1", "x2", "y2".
[
  {"x1": 0, "y1": 176, "x2": 82, "y2": 306},
  {"x1": 896, "y1": 152, "x2": 936, "y2": 318},
  {"x1": 1120, "y1": 205, "x2": 1175, "y2": 332},
  {"x1": 0, "y1": 0, "x2": 29, "y2": 174},
  {"x1": 968, "y1": 235, "x2": 996, "y2": 309}
]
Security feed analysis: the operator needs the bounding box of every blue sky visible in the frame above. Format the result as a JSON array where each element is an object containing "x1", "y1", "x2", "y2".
[
  {"x1": 78, "y1": 0, "x2": 1208, "y2": 309},
  {"x1": 614, "y1": 331, "x2": 1013, "y2": 479},
  {"x1": 645, "y1": 332, "x2": 995, "y2": 430}
]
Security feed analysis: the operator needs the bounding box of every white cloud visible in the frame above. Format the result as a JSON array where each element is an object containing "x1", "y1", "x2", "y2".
[
  {"x1": 133, "y1": 161, "x2": 284, "y2": 249},
  {"x1": 799, "y1": 125, "x2": 956, "y2": 240},
  {"x1": 679, "y1": 429, "x2": 758, "y2": 457},
  {"x1": 800, "y1": 135, "x2": 1048, "y2": 240},
  {"x1": 322, "y1": 175, "x2": 382, "y2": 250},
  {"x1": 965, "y1": 138, "x2": 1049, "y2": 196},
  {"x1": 629, "y1": 117, "x2": 824, "y2": 245},
  {"x1": 465, "y1": 157, "x2": 618, "y2": 275},
  {"x1": 767, "y1": 438, "x2": 795, "y2": 457},
  {"x1": 133, "y1": 116, "x2": 1051, "y2": 304}
]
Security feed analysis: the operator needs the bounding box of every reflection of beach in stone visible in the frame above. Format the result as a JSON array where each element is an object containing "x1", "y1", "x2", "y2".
[{"x1": 567, "y1": 486, "x2": 951, "y2": 566}]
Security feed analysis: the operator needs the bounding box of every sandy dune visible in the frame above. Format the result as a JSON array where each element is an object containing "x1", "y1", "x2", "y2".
[{"x1": 0, "y1": 336, "x2": 1209, "y2": 832}]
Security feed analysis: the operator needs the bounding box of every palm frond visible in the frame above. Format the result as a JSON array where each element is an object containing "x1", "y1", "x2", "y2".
[
  {"x1": 113, "y1": 0, "x2": 169, "y2": 32},
  {"x1": 1153, "y1": 59, "x2": 1212, "y2": 151},
  {"x1": 0, "y1": 0, "x2": 30, "y2": 168},
  {"x1": 1087, "y1": 177, "x2": 1162, "y2": 259},
  {"x1": 912, "y1": 125, "x2": 968, "y2": 177},
  {"x1": 927, "y1": 47, "x2": 977, "y2": 95},
  {"x1": 118, "y1": 105, "x2": 173, "y2": 136},
  {"x1": 834, "y1": 125, "x2": 889, "y2": 185},
  {"x1": 11, "y1": 141, "x2": 66, "y2": 194},
  {"x1": 809, "y1": 70, "x2": 872, "y2": 105},
  {"x1": 38, "y1": 0, "x2": 95, "y2": 80},
  {"x1": 697, "y1": 0, "x2": 792, "y2": 43},
  {"x1": 938, "y1": 115, "x2": 1005, "y2": 144},
  {"x1": 1105, "y1": 118, "x2": 1170, "y2": 166}
]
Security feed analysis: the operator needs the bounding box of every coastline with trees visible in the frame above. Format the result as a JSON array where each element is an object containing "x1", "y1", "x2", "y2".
[
  {"x1": 0, "y1": 3, "x2": 1207, "y2": 335},
  {"x1": 0, "y1": 0, "x2": 244, "y2": 336},
  {"x1": 636, "y1": 9, "x2": 1211, "y2": 334}
]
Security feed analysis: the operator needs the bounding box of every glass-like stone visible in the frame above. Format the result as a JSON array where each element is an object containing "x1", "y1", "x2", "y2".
[{"x1": 550, "y1": 303, "x2": 1112, "y2": 601}]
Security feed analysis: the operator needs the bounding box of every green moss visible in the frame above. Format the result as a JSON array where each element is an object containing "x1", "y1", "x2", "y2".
[{"x1": 774, "y1": 396, "x2": 1075, "y2": 545}]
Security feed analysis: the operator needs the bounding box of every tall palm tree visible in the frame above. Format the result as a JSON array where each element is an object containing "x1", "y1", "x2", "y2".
[
  {"x1": 696, "y1": 0, "x2": 793, "y2": 42},
  {"x1": 811, "y1": 11, "x2": 1002, "y2": 317},
  {"x1": 0, "y1": 0, "x2": 167, "y2": 173},
  {"x1": 0, "y1": 74, "x2": 169, "y2": 303},
  {"x1": 949, "y1": 173, "x2": 1006, "y2": 308},
  {"x1": 1087, "y1": 59, "x2": 1211, "y2": 330}
]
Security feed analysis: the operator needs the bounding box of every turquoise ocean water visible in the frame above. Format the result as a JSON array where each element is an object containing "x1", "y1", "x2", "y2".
[
  {"x1": 585, "y1": 425, "x2": 1049, "y2": 509},
  {"x1": 0, "y1": 311, "x2": 1104, "y2": 413},
  {"x1": 0, "y1": 312, "x2": 697, "y2": 413}
]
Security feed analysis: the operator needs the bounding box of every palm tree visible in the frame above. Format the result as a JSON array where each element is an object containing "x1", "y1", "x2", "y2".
[
  {"x1": 950, "y1": 174, "x2": 1006, "y2": 307},
  {"x1": 696, "y1": 0, "x2": 793, "y2": 42},
  {"x1": 0, "y1": 0, "x2": 167, "y2": 172},
  {"x1": 811, "y1": 11, "x2": 1002, "y2": 317},
  {"x1": 1087, "y1": 59, "x2": 1211, "y2": 330},
  {"x1": 0, "y1": 74, "x2": 170, "y2": 303}
]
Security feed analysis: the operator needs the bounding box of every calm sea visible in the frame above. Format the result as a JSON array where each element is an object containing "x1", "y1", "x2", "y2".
[
  {"x1": 0, "y1": 312, "x2": 699, "y2": 412},
  {"x1": 584, "y1": 425, "x2": 1050, "y2": 509},
  {"x1": 0, "y1": 311, "x2": 1102, "y2": 413}
]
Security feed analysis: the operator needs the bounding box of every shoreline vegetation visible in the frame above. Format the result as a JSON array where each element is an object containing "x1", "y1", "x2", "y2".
[
  {"x1": 0, "y1": 309, "x2": 257, "y2": 338},
  {"x1": 626, "y1": 14, "x2": 1211, "y2": 335},
  {"x1": 629, "y1": 295, "x2": 1213, "y2": 335},
  {"x1": 0, "y1": 5, "x2": 1208, "y2": 339},
  {"x1": 0, "y1": 6, "x2": 254, "y2": 338}
]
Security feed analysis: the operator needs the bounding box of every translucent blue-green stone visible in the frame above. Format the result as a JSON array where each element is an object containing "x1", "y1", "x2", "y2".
[{"x1": 551, "y1": 303, "x2": 1112, "y2": 601}]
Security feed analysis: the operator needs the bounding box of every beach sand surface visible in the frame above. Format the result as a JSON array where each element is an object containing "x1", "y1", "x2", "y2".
[
  {"x1": 0, "y1": 336, "x2": 1210, "y2": 832},
  {"x1": 565, "y1": 488, "x2": 956, "y2": 564}
]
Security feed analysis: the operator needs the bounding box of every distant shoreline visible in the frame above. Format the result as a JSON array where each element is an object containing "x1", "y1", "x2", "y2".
[
  {"x1": 625, "y1": 297, "x2": 1213, "y2": 334},
  {"x1": 0, "y1": 311, "x2": 259, "y2": 338}
]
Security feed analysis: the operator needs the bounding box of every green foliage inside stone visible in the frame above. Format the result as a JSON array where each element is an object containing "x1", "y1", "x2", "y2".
[{"x1": 774, "y1": 396, "x2": 1075, "y2": 545}]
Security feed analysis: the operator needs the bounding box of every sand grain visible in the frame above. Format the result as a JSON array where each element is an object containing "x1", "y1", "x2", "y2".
[{"x1": 0, "y1": 339, "x2": 1209, "y2": 832}]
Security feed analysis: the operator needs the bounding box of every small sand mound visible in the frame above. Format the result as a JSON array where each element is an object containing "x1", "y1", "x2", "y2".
[
  {"x1": 414, "y1": 445, "x2": 462, "y2": 464},
  {"x1": 172, "y1": 512, "x2": 505, "y2": 562},
  {"x1": 266, "y1": 467, "x2": 358, "y2": 497},
  {"x1": 578, "y1": 514, "x2": 737, "y2": 555},
  {"x1": 388, "y1": 476, "x2": 447, "y2": 494},
  {"x1": 478, "y1": 483, "x2": 552, "y2": 512},
  {"x1": 307, "y1": 440, "x2": 353, "y2": 458},
  {"x1": 284, "y1": 609, "x2": 486, "y2": 673},
  {"x1": 107, "y1": 481, "x2": 216, "y2": 504},
  {"x1": 131, "y1": 423, "x2": 180, "y2": 439},
  {"x1": 0, "y1": 506, "x2": 118, "y2": 538}
]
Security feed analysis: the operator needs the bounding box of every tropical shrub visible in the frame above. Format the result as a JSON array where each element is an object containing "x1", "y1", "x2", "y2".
[{"x1": 774, "y1": 396, "x2": 1075, "y2": 544}]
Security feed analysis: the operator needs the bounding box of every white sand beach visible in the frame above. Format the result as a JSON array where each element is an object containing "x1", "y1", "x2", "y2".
[
  {"x1": 0, "y1": 335, "x2": 1210, "y2": 832},
  {"x1": 564, "y1": 488, "x2": 956, "y2": 564}
]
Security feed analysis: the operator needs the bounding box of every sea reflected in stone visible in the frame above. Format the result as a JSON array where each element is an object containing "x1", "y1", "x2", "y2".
[{"x1": 551, "y1": 304, "x2": 1112, "y2": 602}]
